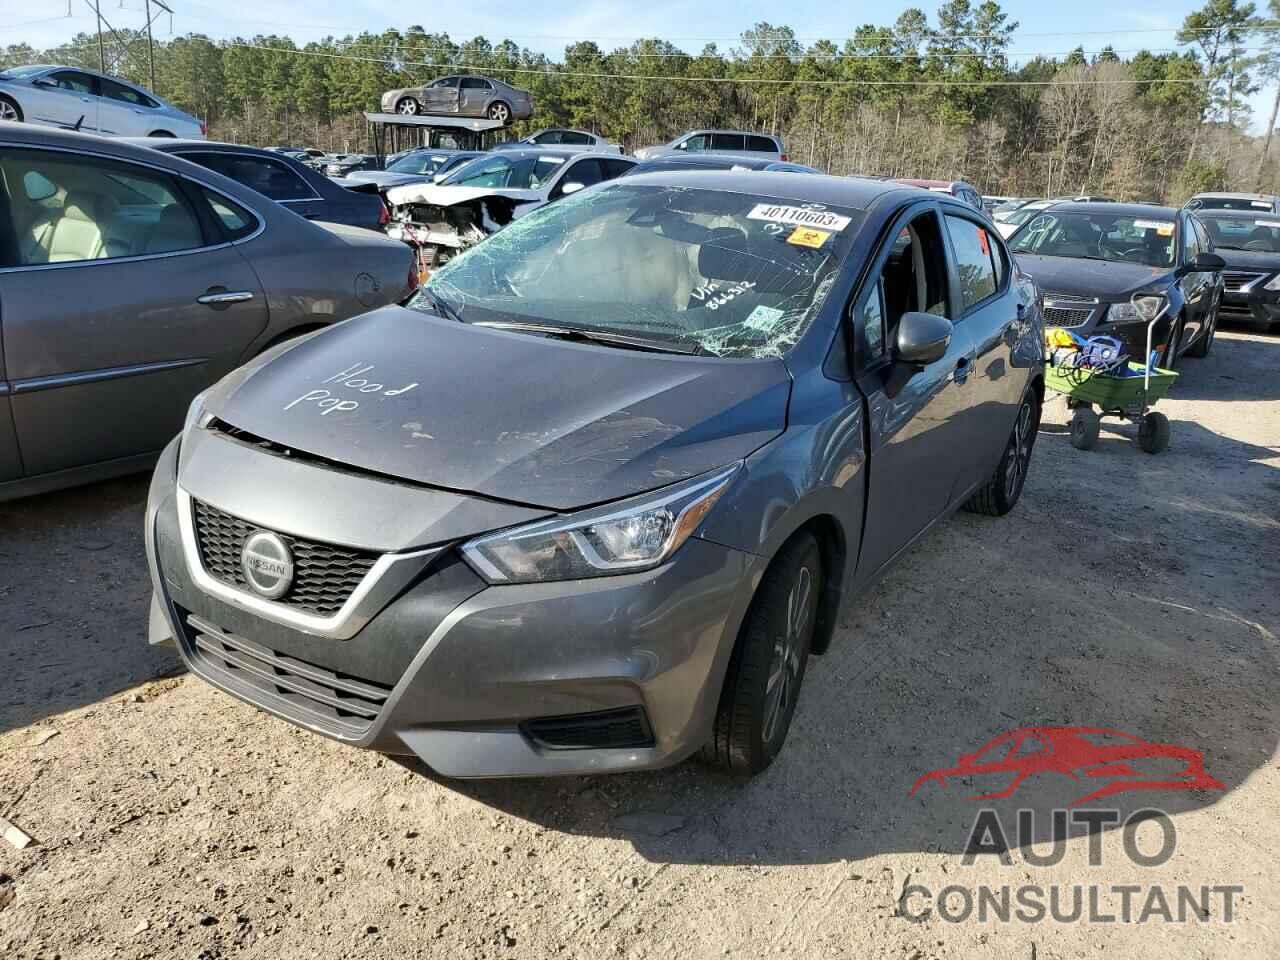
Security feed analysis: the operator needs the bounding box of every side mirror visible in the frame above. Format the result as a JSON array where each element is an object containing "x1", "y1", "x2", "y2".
[
  {"x1": 1191, "y1": 251, "x2": 1225, "y2": 274},
  {"x1": 560, "y1": 181, "x2": 585, "y2": 196},
  {"x1": 895, "y1": 311, "x2": 953, "y2": 366}
]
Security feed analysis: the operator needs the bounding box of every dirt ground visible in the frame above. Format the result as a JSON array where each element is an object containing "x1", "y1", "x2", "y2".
[{"x1": 2, "y1": 329, "x2": 1278, "y2": 960}]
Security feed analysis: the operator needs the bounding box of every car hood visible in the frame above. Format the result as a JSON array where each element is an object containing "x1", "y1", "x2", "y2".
[
  {"x1": 341, "y1": 170, "x2": 435, "y2": 190},
  {"x1": 1207, "y1": 246, "x2": 1280, "y2": 272},
  {"x1": 1013, "y1": 254, "x2": 1169, "y2": 300},
  {"x1": 204, "y1": 307, "x2": 791, "y2": 511},
  {"x1": 383, "y1": 182, "x2": 543, "y2": 207}
]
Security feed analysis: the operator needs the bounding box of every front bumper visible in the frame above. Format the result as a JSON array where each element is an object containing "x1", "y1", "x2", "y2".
[
  {"x1": 145, "y1": 436, "x2": 762, "y2": 777},
  {"x1": 1043, "y1": 299, "x2": 1170, "y2": 364},
  {"x1": 1220, "y1": 289, "x2": 1280, "y2": 326}
]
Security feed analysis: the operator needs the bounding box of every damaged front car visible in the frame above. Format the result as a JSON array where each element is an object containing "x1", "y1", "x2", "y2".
[
  {"x1": 145, "y1": 173, "x2": 1044, "y2": 778},
  {"x1": 383, "y1": 149, "x2": 634, "y2": 268}
]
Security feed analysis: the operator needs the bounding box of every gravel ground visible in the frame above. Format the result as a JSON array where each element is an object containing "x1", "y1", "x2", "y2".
[{"x1": 1, "y1": 329, "x2": 1278, "y2": 960}]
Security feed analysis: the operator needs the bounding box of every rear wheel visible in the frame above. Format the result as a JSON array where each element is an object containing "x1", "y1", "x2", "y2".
[
  {"x1": 1138, "y1": 412, "x2": 1170, "y2": 454},
  {"x1": 702, "y1": 533, "x2": 822, "y2": 775},
  {"x1": 0, "y1": 95, "x2": 22, "y2": 122},
  {"x1": 396, "y1": 97, "x2": 420, "y2": 116},
  {"x1": 964, "y1": 390, "x2": 1040, "y2": 515},
  {"x1": 487, "y1": 101, "x2": 512, "y2": 124}
]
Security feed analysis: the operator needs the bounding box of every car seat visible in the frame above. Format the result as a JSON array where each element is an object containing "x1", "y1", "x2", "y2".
[
  {"x1": 23, "y1": 190, "x2": 108, "y2": 264},
  {"x1": 146, "y1": 203, "x2": 202, "y2": 254}
]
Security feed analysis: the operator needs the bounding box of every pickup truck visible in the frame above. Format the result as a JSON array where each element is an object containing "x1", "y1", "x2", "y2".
[{"x1": 144, "y1": 172, "x2": 1045, "y2": 780}]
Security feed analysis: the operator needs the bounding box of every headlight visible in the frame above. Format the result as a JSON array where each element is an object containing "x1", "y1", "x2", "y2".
[
  {"x1": 183, "y1": 389, "x2": 211, "y2": 435},
  {"x1": 1264, "y1": 274, "x2": 1280, "y2": 291},
  {"x1": 1105, "y1": 295, "x2": 1164, "y2": 324},
  {"x1": 461, "y1": 464, "x2": 740, "y2": 583}
]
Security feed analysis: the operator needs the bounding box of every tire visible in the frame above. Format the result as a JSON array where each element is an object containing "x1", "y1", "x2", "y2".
[
  {"x1": 1185, "y1": 302, "x2": 1217, "y2": 358},
  {"x1": 1138, "y1": 412, "x2": 1170, "y2": 454},
  {"x1": 964, "y1": 390, "x2": 1040, "y2": 516},
  {"x1": 396, "y1": 97, "x2": 420, "y2": 116},
  {"x1": 147, "y1": 129, "x2": 175, "y2": 137},
  {"x1": 701, "y1": 532, "x2": 822, "y2": 775},
  {"x1": 1160, "y1": 316, "x2": 1184, "y2": 370},
  {"x1": 1070, "y1": 407, "x2": 1101, "y2": 451},
  {"x1": 0, "y1": 95, "x2": 22, "y2": 122},
  {"x1": 487, "y1": 101, "x2": 512, "y2": 124}
]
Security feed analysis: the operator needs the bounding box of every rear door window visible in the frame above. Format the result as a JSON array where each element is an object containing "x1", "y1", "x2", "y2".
[
  {"x1": 100, "y1": 77, "x2": 156, "y2": 107},
  {"x1": 745, "y1": 135, "x2": 777, "y2": 153},
  {"x1": 602, "y1": 158, "x2": 635, "y2": 179},
  {"x1": 710, "y1": 133, "x2": 746, "y2": 151},
  {"x1": 944, "y1": 214, "x2": 999, "y2": 310},
  {"x1": 0, "y1": 147, "x2": 206, "y2": 265},
  {"x1": 559, "y1": 131, "x2": 592, "y2": 145},
  {"x1": 460, "y1": 77, "x2": 491, "y2": 90},
  {"x1": 180, "y1": 151, "x2": 316, "y2": 202}
]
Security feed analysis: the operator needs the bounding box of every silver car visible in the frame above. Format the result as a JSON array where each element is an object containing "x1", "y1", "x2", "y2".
[
  {"x1": 633, "y1": 130, "x2": 787, "y2": 162},
  {"x1": 0, "y1": 64, "x2": 204, "y2": 139},
  {"x1": 379, "y1": 75, "x2": 533, "y2": 125},
  {"x1": 0, "y1": 124, "x2": 416, "y2": 501},
  {"x1": 492, "y1": 128, "x2": 622, "y2": 153}
]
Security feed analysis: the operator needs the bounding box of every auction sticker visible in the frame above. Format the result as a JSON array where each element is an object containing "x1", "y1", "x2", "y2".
[
  {"x1": 787, "y1": 226, "x2": 831, "y2": 248},
  {"x1": 1133, "y1": 219, "x2": 1174, "y2": 236},
  {"x1": 748, "y1": 203, "x2": 852, "y2": 231},
  {"x1": 744, "y1": 305, "x2": 785, "y2": 330}
]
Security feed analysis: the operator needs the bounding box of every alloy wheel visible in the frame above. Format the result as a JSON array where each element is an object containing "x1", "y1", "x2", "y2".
[
  {"x1": 397, "y1": 98, "x2": 418, "y2": 115},
  {"x1": 1004, "y1": 399, "x2": 1034, "y2": 499},
  {"x1": 762, "y1": 566, "x2": 811, "y2": 745},
  {"x1": 0, "y1": 100, "x2": 18, "y2": 121},
  {"x1": 489, "y1": 103, "x2": 511, "y2": 123}
]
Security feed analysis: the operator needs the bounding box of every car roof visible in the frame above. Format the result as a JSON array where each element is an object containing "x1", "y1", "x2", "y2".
[
  {"x1": 1048, "y1": 201, "x2": 1178, "y2": 218},
  {"x1": 1192, "y1": 191, "x2": 1277, "y2": 200},
  {"x1": 682, "y1": 129, "x2": 779, "y2": 139},
  {"x1": 614, "y1": 170, "x2": 926, "y2": 211}
]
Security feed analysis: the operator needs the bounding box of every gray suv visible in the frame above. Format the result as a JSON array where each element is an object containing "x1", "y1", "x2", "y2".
[
  {"x1": 633, "y1": 130, "x2": 787, "y2": 162},
  {"x1": 145, "y1": 172, "x2": 1044, "y2": 778}
]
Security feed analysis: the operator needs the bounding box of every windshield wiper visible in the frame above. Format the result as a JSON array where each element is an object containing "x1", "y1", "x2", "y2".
[
  {"x1": 472, "y1": 320, "x2": 706, "y2": 355},
  {"x1": 421, "y1": 288, "x2": 463, "y2": 323}
]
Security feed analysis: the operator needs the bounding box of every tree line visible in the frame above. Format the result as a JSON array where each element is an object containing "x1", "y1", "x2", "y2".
[{"x1": 5, "y1": 0, "x2": 1280, "y2": 202}]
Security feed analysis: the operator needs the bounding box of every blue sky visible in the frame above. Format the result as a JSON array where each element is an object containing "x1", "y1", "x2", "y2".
[{"x1": 5, "y1": 0, "x2": 1273, "y2": 129}]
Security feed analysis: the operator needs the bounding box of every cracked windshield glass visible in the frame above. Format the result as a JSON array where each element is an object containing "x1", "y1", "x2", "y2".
[{"x1": 409, "y1": 184, "x2": 858, "y2": 357}]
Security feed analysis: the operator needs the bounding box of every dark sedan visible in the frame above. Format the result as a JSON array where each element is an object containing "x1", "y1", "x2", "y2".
[
  {"x1": 1008, "y1": 202, "x2": 1224, "y2": 368},
  {"x1": 0, "y1": 124, "x2": 416, "y2": 500},
  {"x1": 1195, "y1": 209, "x2": 1280, "y2": 332},
  {"x1": 135, "y1": 139, "x2": 386, "y2": 231}
]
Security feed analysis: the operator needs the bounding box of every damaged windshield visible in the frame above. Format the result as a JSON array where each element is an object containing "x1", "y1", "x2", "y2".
[
  {"x1": 408, "y1": 184, "x2": 858, "y2": 358},
  {"x1": 438, "y1": 154, "x2": 570, "y2": 189}
]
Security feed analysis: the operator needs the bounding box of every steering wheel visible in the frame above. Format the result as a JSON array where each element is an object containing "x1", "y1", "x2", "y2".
[{"x1": 1117, "y1": 247, "x2": 1149, "y2": 262}]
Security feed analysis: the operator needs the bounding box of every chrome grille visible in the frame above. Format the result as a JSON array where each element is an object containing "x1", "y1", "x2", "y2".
[
  {"x1": 191, "y1": 499, "x2": 379, "y2": 617},
  {"x1": 185, "y1": 614, "x2": 391, "y2": 735},
  {"x1": 1043, "y1": 306, "x2": 1093, "y2": 328},
  {"x1": 1222, "y1": 271, "x2": 1266, "y2": 293},
  {"x1": 1042, "y1": 291, "x2": 1098, "y2": 306}
]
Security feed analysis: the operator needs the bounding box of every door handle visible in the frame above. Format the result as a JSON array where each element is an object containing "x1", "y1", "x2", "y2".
[
  {"x1": 953, "y1": 356, "x2": 971, "y2": 384},
  {"x1": 197, "y1": 290, "x2": 255, "y2": 305}
]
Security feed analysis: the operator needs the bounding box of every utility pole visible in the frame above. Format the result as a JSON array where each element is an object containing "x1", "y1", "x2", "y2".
[
  {"x1": 95, "y1": 0, "x2": 106, "y2": 72},
  {"x1": 145, "y1": 0, "x2": 156, "y2": 92}
]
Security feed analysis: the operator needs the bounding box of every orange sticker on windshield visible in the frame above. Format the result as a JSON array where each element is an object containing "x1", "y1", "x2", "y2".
[
  {"x1": 978, "y1": 228, "x2": 990, "y2": 255},
  {"x1": 787, "y1": 226, "x2": 831, "y2": 248}
]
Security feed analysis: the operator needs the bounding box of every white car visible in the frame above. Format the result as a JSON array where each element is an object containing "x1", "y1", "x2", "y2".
[
  {"x1": 0, "y1": 64, "x2": 204, "y2": 139},
  {"x1": 994, "y1": 199, "x2": 1059, "y2": 238}
]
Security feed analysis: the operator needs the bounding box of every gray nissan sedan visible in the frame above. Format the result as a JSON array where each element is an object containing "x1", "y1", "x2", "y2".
[{"x1": 145, "y1": 173, "x2": 1045, "y2": 778}]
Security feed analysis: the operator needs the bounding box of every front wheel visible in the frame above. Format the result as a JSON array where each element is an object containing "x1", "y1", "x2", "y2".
[
  {"x1": 701, "y1": 533, "x2": 822, "y2": 775},
  {"x1": 964, "y1": 391, "x2": 1041, "y2": 515},
  {"x1": 1186, "y1": 302, "x2": 1217, "y2": 358},
  {"x1": 0, "y1": 95, "x2": 22, "y2": 122},
  {"x1": 396, "y1": 97, "x2": 420, "y2": 116},
  {"x1": 487, "y1": 101, "x2": 512, "y2": 124}
]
